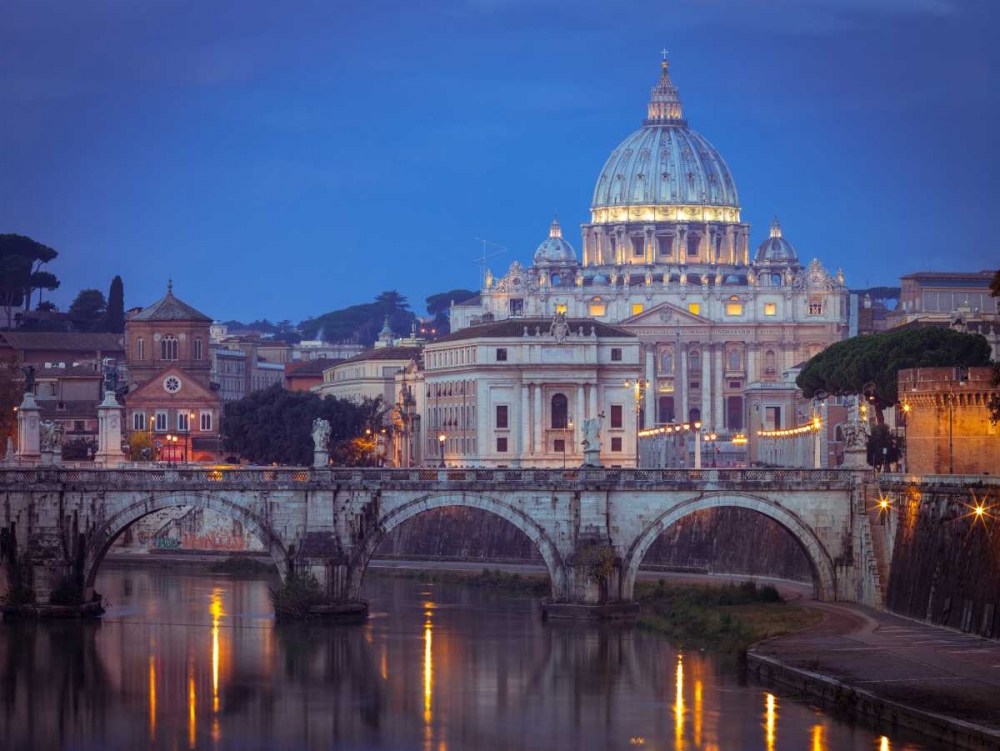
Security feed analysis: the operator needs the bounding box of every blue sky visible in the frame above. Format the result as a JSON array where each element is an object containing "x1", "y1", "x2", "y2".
[{"x1": 2, "y1": 0, "x2": 997, "y2": 322}]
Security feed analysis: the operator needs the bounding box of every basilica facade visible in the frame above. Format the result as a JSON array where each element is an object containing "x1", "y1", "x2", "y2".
[{"x1": 452, "y1": 57, "x2": 848, "y2": 437}]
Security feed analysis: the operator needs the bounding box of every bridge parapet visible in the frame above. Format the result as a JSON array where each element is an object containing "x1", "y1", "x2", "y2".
[
  {"x1": 0, "y1": 466, "x2": 863, "y2": 491},
  {"x1": 879, "y1": 473, "x2": 1000, "y2": 491}
]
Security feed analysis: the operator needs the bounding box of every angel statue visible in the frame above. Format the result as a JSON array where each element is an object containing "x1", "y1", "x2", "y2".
[{"x1": 311, "y1": 418, "x2": 331, "y2": 452}]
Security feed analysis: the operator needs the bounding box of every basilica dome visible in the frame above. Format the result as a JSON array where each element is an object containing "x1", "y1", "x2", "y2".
[
  {"x1": 533, "y1": 216, "x2": 577, "y2": 265},
  {"x1": 754, "y1": 217, "x2": 799, "y2": 266},
  {"x1": 591, "y1": 60, "x2": 739, "y2": 217}
]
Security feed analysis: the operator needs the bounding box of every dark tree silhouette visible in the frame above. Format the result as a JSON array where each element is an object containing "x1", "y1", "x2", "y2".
[
  {"x1": 0, "y1": 234, "x2": 60, "y2": 328},
  {"x1": 68, "y1": 289, "x2": 107, "y2": 332},
  {"x1": 103, "y1": 276, "x2": 125, "y2": 333}
]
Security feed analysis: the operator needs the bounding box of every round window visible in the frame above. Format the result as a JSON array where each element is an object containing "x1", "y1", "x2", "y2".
[{"x1": 163, "y1": 376, "x2": 182, "y2": 394}]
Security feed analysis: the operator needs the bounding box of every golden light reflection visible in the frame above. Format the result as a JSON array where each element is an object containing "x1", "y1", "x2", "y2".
[
  {"x1": 148, "y1": 655, "x2": 157, "y2": 742},
  {"x1": 674, "y1": 654, "x2": 685, "y2": 748},
  {"x1": 764, "y1": 693, "x2": 777, "y2": 751},
  {"x1": 880, "y1": 736, "x2": 891, "y2": 751},
  {"x1": 188, "y1": 664, "x2": 197, "y2": 749},
  {"x1": 210, "y1": 588, "x2": 224, "y2": 714},
  {"x1": 811, "y1": 723, "x2": 825, "y2": 751},
  {"x1": 423, "y1": 621, "x2": 434, "y2": 725},
  {"x1": 381, "y1": 644, "x2": 388, "y2": 681},
  {"x1": 694, "y1": 679, "x2": 703, "y2": 747}
]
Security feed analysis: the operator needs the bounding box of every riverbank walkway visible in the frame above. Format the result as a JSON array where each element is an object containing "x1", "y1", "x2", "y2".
[{"x1": 753, "y1": 601, "x2": 1000, "y2": 743}]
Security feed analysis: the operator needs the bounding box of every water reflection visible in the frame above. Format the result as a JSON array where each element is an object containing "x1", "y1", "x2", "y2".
[{"x1": 0, "y1": 569, "x2": 933, "y2": 751}]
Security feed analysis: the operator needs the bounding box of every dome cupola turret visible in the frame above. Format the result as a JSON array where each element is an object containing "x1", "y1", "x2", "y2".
[
  {"x1": 533, "y1": 216, "x2": 577, "y2": 266},
  {"x1": 754, "y1": 217, "x2": 800, "y2": 267}
]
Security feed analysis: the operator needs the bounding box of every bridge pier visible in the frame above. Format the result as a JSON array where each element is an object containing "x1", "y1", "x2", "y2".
[{"x1": 542, "y1": 538, "x2": 640, "y2": 621}]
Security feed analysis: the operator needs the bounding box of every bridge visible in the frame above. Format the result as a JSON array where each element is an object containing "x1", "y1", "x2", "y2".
[{"x1": 0, "y1": 466, "x2": 884, "y2": 617}]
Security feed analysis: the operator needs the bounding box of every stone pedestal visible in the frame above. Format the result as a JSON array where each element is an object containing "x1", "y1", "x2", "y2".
[
  {"x1": 313, "y1": 449, "x2": 329, "y2": 468},
  {"x1": 582, "y1": 449, "x2": 601, "y2": 467},
  {"x1": 16, "y1": 393, "x2": 41, "y2": 463},
  {"x1": 95, "y1": 392, "x2": 125, "y2": 466}
]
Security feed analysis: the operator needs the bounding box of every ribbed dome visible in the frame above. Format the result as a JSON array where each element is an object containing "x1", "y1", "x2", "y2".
[
  {"x1": 591, "y1": 59, "x2": 739, "y2": 212},
  {"x1": 533, "y1": 216, "x2": 577, "y2": 265},
  {"x1": 754, "y1": 217, "x2": 799, "y2": 266}
]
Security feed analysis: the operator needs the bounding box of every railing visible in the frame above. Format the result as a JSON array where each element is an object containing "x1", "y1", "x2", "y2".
[
  {"x1": 879, "y1": 473, "x2": 1000, "y2": 488},
  {"x1": 0, "y1": 465, "x2": 862, "y2": 488}
]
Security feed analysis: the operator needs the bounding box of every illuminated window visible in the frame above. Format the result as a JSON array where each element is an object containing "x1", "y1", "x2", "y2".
[
  {"x1": 808, "y1": 296, "x2": 823, "y2": 315},
  {"x1": 725, "y1": 302, "x2": 743, "y2": 316},
  {"x1": 555, "y1": 303, "x2": 567, "y2": 315},
  {"x1": 764, "y1": 302, "x2": 777, "y2": 316},
  {"x1": 589, "y1": 303, "x2": 606, "y2": 316},
  {"x1": 687, "y1": 303, "x2": 701, "y2": 315},
  {"x1": 631, "y1": 303, "x2": 644, "y2": 316}
]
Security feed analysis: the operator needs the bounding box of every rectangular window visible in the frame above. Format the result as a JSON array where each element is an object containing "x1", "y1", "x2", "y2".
[
  {"x1": 764, "y1": 302, "x2": 777, "y2": 317},
  {"x1": 194, "y1": 338, "x2": 203, "y2": 360},
  {"x1": 610, "y1": 405, "x2": 623, "y2": 429},
  {"x1": 177, "y1": 412, "x2": 190, "y2": 432},
  {"x1": 154, "y1": 411, "x2": 168, "y2": 432},
  {"x1": 136, "y1": 338, "x2": 145, "y2": 360},
  {"x1": 611, "y1": 348, "x2": 622, "y2": 362},
  {"x1": 133, "y1": 412, "x2": 146, "y2": 431},
  {"x1": 496, "y1": 404, "x2": 508, "y2": 429},
  {"x1": 727, "y1": 396, "x2": 744, "y2": 430},
  {"x1": 554, "y1": 439, "x2": 566, "y2": 453},
  {"x1": 611, "y1": 437, "x2": 623, "y2": 452},
  {"x1": 657, "y1": 236, "x2": 672, "y2": 257},
  {"x1": 765, "y1": 406, "x2": 782, "y2": 431},
  {"x1": 496, "y1": 436, "x2": 508, "y2": 453},
  {"x1": 496, "y1": 347, "x2": 507, "y2": 362},
  {"x1": 729, "y1": 380, "x2": 742, "y2": 389},
  {"x1": 509, "y1": 299, "x2": 524, "y2": 317},
  {"x1": 73, "y1": 420, "x2": 85, "y2": 432},
  {"x1": 687, "y1": 303, "x2": 701, "y2": 315},
  {"x1": 589, "y1": 303, "x2": 606, "y2": 316},
  {"x1": 631, "y1": 236, "x2": 644, "y2": 257},
  {"x1": 690, "y1": 381, "x2": 700, "y2": 390},
  {"x1": 631, "y1": 303, "x2": 644, "y2": 316},
  {"x1": 200, "y1": 411, "x2": 213, "y2": 432},
  {"x1": 725, "y1": 302, "x2": 743, "y2": 316}
]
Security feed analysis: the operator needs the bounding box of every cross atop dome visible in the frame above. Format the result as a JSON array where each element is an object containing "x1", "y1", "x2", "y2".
[
  {"x1": 645, "y1": 51, "x2": 685, "y2": 126},
  {"x1": 770, "y1": 216, "x2": 783, "y2": 238}
]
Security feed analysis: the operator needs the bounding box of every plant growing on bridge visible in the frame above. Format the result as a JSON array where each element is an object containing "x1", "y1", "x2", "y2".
[
  {"x1": 797, "y1": 328, "x2": 992, "y2": 424},
  {"x1": 270, "y1": 570, "x2": 325, "y2": 620}
]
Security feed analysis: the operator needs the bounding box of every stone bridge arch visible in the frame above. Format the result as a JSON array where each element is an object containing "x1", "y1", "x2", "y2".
[
  {"x1": 346, "y1": 492, "x2": 566, "y2": 600},
  {"x1": 620, "y1": 492, "x2": 837, "y2": 602},
  {"x1": 82, "y1": 491, "x2": 291, "y2": 598}
]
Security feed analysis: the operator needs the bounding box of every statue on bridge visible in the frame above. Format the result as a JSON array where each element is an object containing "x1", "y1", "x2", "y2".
[
  {"x1": 581, "y1": 416, "x2": 603, "y2": 467},
  {"x1": 40, "y1": 420, "x2": 63, "y2": 452},
  {"x1": 311, "y1": 418, "x2": 331, "y2": 468}
]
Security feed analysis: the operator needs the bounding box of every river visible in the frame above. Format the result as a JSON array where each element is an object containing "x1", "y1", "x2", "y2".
[{"x1": 0, "y1": 568, "x2": 934, "y2": 750}]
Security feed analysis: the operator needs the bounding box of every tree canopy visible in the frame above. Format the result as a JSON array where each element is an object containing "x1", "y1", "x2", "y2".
[
  {"x1": 68, "y1": 289, "x2": 107, "y2": 331},
  {"x1": 299, "y1": 290, "x2": 417, "y2": 344},
  {"x1": 796, "y1": 328, "x2": 992, "y2": 422},
  {"x1": 222, "y1": 385, "x2": 385, "y2": 466},
  {"x1": 0, "y1": 234, "x2": 60, "y2": 329},
  {"x1": 104, "y1": 275, "x2": 125, "y2": 333},
  {"x1": 425, "y1": 288, "x2": 477, "y2": 336}
]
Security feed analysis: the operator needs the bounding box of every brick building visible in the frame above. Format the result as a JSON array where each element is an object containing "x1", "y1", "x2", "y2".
[
  {"x1": 899, "y1": 366, "x2": 999, "y2": 475},
  {"x1": 124, "y1": 282, "x2": 221, "y2": 462}
]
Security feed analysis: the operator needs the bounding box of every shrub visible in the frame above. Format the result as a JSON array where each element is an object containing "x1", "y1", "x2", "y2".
[{"x1": 269, "y1": 571, "x2": 325, "y2": 620}]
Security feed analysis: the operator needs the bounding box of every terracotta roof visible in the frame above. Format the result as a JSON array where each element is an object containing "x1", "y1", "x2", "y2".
[
  {"x1": 432, "y1": 318, "x2": 635, "y2": 343},
  {"x1": 130, "y1": 284, "x2": 211, "y2": 322},
  {"x1": 285, "y1": 358, "x2": 343, "y2": 376},
  {"x1": 0, "y1": 332, "x2": 124, "y2": 352},
  {"x1": 338, "y1": 346, "x2": 422, "y2": 365}
]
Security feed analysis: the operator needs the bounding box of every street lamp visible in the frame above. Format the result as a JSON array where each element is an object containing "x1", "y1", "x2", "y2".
[
  {"x1": 563, "y1": 417, "x2": 574, "y2": 468},
  {"x1": 438, "y1": 433, "x2": 446, "y2": 468},
  {"x1": 624, "y1": 378, "x2": 649, "y2": 467}
]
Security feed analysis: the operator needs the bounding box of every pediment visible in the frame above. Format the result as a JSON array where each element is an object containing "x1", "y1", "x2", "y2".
[
  {"x1": 621, "y1": 301, "x2": 710, "y2": 326},
  {"x1": 129, "y1": 365, "x2": 216, "y2": 401}
]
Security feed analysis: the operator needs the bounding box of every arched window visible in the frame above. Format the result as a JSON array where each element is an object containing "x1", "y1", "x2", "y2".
[
  {"x1": 771, "y1": 273, "x2": 782, "y2": 287},
  {"x1": 551, "y1": 393, "x2": 569, "y2": 429},
  {"x1": 689, "y1": 407, "x2": 701, "y2": 423},
  {"x1": 658, "y1": 396, "x2": 675, "y2": 423},
  {"x1": 689, "y1": 349, "x2": 700, "y2": 373},
  {"x1": 727, "y1": 348, "x2": 742, "y2": 371},
  {"x1": 551, "y1": 274, "x2": 561, "y2": 286},
  {"x1": 136, "y1": 337, "x2": 145, "y2": 360},
  {"x1": 660, "y1": 349, "x2": 673, "y2": 374},
  {"x1": 161, "y1": 335, "x2": 178, "y2": 361}
]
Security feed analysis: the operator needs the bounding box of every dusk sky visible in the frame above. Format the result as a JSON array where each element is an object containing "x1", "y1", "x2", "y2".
[{"x1": 2, "y1": 0, "x2": 997, "y2": 324}]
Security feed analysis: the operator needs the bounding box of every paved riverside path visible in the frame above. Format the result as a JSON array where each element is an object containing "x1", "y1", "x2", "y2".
[{"x1": 752, "y1": 601, "x2": 1000, "y2": 733}]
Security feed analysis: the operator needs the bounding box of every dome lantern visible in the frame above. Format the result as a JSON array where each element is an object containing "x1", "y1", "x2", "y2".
[
  {"x1": 533, "y1": 215, "x2": 578, "y2": 266},
  {"x1": 645, "y1": 52, "x2": 686, "y2": 126}
]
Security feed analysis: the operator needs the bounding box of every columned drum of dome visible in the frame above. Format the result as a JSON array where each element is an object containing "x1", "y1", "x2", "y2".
[{"x1": 582, "y1": 58, "x2": 751, "y2": 269}]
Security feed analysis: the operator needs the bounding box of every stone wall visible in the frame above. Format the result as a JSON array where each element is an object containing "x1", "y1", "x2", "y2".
[
  {"x1": 885, "y1": 487, "x2": 1000, "y2": 638},
  {"x1": 114, "y1": 506, "x2": 264, "y2": 553},
  {"x1": 373, "y1": 506, "x2": 813, "y2": 582}
]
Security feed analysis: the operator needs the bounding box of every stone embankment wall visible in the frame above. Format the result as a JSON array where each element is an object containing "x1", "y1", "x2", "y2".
[{"x1": 885, "y1": 486, "x2": 999, "y2": 638}]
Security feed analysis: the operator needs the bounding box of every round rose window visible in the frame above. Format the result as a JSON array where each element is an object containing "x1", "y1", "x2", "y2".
[{"x1": 163, "y1": 375, "x2": 182, "y2": 394}]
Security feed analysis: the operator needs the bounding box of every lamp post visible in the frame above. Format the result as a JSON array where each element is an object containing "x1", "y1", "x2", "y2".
[
  {"x1": 624, "y1": 379, "x2": 649, "y2": 467},
  {"x1": 563, "y1": 417, "x2": 574, "y2": 468},
  {"x1": 438, "y1": 433, "x2": 446, "y2": 468},
  {"x1": 693, "y1": 421, "x2": 703, "y2": 469}
]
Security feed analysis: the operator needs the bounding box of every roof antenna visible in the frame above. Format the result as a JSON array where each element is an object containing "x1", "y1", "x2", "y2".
[{"x1": 473, "y1": 238, "x2": 507, "y2": 288}]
